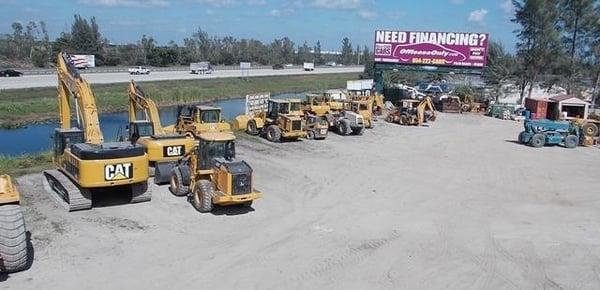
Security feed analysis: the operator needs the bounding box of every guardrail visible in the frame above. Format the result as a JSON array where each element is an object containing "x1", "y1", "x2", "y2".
[{"x1": 16, "y1": 65, "x2": 362, "y2": 75}]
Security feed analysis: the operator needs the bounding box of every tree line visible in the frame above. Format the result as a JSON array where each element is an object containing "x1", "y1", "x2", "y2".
[{"x1": 0, "y1": 15, "x2": 370, "y2": 68}]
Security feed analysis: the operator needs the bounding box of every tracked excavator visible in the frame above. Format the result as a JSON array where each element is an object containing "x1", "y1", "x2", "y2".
[
  {"x1": 43, "y1": 53, "x2": 151, "y2": 211},
  {"x1": 127, "y1": 80, "x2": 195, "y2": 184}
]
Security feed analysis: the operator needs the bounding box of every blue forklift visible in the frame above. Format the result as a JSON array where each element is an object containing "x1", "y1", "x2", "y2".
[{"x1": 518, "y1": 119, "x2": 579, "y2": 148}]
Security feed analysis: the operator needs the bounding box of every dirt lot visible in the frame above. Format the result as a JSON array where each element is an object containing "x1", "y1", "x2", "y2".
[{"x1": 3, "y1": 113, "x2": 600, "y2": 289}]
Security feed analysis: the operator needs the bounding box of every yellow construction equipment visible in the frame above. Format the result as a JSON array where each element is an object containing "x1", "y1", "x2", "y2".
[
  {"x1": 43, "y1": 53, "x2": 151, "y2": 211},
  {"x1": 169, "y1": 132, "x2": 262, "y2": 212},
  {"x1": 386, "y1": 96, "x2": 437, "y2": 126},
  {"x1": 127, "y1": 80, "x2": 195, "y2": 184},
  {"x1": 344, "y1": 99, "x2": 375, "y2": 129},
  {"x1": 303, "y1": 94, "x2": 365, "y2": 135},
  {"x1": 0, "y1": 175, "x2": 28, "y2": 272},
  {"x1": 234, "y1": 99, "x2": 306, "y2": 142},
  {"x1": 350, "y1": 93, "x2": 385, "y2": 115},
  {"x1": 167, "y1": 104, "x2": 231, "y2": 138}
]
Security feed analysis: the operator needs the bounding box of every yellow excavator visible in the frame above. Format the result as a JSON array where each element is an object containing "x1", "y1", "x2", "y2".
[
  {"x1": 43, "y1": 53, "x2": 151, "y2": 211},
  {"x1": 386, "y1": 96, "x2": 437, "y2": 126},
  {"x1": 127, "y1": 80, "x2": 195, "y2": 184},
  {"x1": 0, "y1": 175, "x2": 28, "y2": 272}
]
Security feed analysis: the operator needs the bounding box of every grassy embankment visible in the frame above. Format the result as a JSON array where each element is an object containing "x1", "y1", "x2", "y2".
[
  {"x1": 0, "y1": 72, "x2": 359, "y2": 176},
  {"x1": 0, "y1": 73, "x2": 359, "y2": 128}
]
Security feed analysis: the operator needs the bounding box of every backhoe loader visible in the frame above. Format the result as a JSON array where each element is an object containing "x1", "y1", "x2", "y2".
[
  {"x1": 127, "y1": 80, "x2": 195, "y2": 184},
  {"x1": 234, "y1": 99, "x2": 306, "y2": 142},
  {"x1": 169, "y1": 132, "x2": 262, "y2": 212},
  {"x1": 43, "y1": 53, "x2": 151, "y2": 211},
  {"x1": 386, "y1": 96, "x2": 437, "y2": 126},
  {"x1": 350, "y1": 93, "x2": 385, "y2": 115},
  {"x1": 0, "y1": 175, "x2": 28, "y2": 272},
  {"x1": 167, "y1": 105, "x2": 231, "y2": 138}
]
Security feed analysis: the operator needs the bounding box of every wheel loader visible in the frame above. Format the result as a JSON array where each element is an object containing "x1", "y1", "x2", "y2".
[
  {"x1": 166, "y1": 105, "x2": 232, "y2": 138},
  {"x1": 0, "y1": 175, "x2": 28, "y2": 273},
  {"x1": 126, "y1": 80, "x2": 195, "y2": 184},
  {"x1": 386, "y1": 96, "x2": 437, "y2": 126},
  {"x1": 43, "y1": 53, "x2": 151, "y2": 211},
  {"x1": 169, "y1": 132, "x2": 262, "y2": 212},
  {"x1": 234, "y1": 99, "x2": 306, "y2": 142},
  {"x1": 303, "y1": 94, "x2": 365, "y2": 136}
]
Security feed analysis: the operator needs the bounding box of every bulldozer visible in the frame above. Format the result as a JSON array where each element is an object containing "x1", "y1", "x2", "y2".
[
  {"x1": 166, "y1": 105, "x2": 231, "y2": 138},
  {"x1": 43, "y1": 53, "x2": 151, "y2": 211},
  {"x1": 169, "y1": 132, "x2": 262, "y2": 212},
  {"x1": 127, "y1": 80, "x2": 195, "y2": 184},
  {"x1": 386, "y1": 96, "x2": 437, "y2": 126},
  {"x1": 304, "y1": 94, "x2": 365, "y2": 136},
  {"x1": 0, "y1": 175, "x2": 28, "y2": 273},
  {"x1": 234, "y1": 98, "x2": 306, "y2": 142}
]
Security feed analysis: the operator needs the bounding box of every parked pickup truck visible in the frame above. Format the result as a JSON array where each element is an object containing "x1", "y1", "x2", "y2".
[{"x1": 128, "y1": 66, "x2": 150, "y2": 75}]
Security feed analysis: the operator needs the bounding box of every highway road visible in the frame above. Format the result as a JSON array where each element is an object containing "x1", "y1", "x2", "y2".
[{"x1": 0, "y1": 66, "x2": 363, "y2": 90}]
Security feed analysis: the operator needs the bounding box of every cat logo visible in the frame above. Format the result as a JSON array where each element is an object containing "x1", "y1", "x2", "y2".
[
  {"x1": 163, "y1": 145, "x2": 184, "y2": 157},
  {"x1": 104, "y1": 163, "x2": 133, "y2": 181}
]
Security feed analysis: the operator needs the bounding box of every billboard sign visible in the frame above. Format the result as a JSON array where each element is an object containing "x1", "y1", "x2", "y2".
[
  {"x1": 374, "y1": 30, "x2": 488, "y2": 68},
  {"x1": 70, "y1": 54, "x2": 96, "y2": 69},
  {"x1": 245, "y1": 92, "x2": 270, "y2": 115}
]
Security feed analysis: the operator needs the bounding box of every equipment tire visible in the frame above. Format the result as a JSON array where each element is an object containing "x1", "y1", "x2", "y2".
[
  {"x1": 581, "y1": 122, "x2": 598, "y2": 137},
  {"x1": 0, "y1": 205, "x2": 28, "y2": 273},
  {"x1": 518, "y1": 131, "x2": 531, "y2": 144},
  {"x1": 241, "y1": 201, "x2": 253, "y2": 207},
  {"x1": 246, "y1": 120, "x2": 259, "y2": 135},
  {"x1": 564, "y1": 134, "x2": 578, "y2": 149},
  {"x1": 191, "y1": 180, "x2": 214, "y2": 213},
  {"x1": 352, "y1": 126, "x2": 365, "y2": 136},
  {"x1": 169, "y1": 167, "x2": 189, "y2": 196},
  {"x1": 337, "y1": 119, "x2": 351, "y2": 135},
  {"x1": 306, "y1": 130, "x2": 315, "y2": 140},
  {"x1": 529, "y1": 133, "x2": 545, "y2": 148},
  {"x1": 265, "y1": 125, "x2": 281, "y2": 142}
]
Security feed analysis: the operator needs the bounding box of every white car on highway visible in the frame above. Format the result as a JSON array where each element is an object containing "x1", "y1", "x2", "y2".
[{"x1": 128, "y1": 66, "x2": 150, "y2": 75}]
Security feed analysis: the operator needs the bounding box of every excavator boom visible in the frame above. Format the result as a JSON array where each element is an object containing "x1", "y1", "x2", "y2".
[
  {"x1": 56, "y1": 52, "x2": 103, "y2": 144},
  {"x1": 128, "y1": 80, "x2": 165, "y2": 135}
]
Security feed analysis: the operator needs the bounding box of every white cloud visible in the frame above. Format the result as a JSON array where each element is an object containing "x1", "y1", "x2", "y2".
[
  {"x1": 269, "y1": 9, "x2": 282, "y2": 17},
  {"x1": 468, "y1": 8, "x2": 488, "y2": 24},
  {"x1": 500, "y1": 0, "x2": 513, "y2": 13},
  {"x1": 79, "y1": 0, "x2": 169, "y2": 7},
  {"x1": 449, "y1": 0, "x2": 464, "y2": 4},
  {"x1": 357, "y1": 9, "x2": 376, "y2": 20},
  {"x1": 311, "y1": 0, "x2": 361, "y2": 10},
  {"x1": 197, "y1": 0, "x2": 236, "y2": 7},
  {"x1": 247, "y1": 0, "x2": 266, "y2": 5}
]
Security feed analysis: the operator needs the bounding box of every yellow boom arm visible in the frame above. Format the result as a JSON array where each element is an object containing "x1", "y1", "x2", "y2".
[
  {"x1": 417, "y1": 96, "x2": 437, "y2": 126},
  {"x1": 127, "y1": 80, "x2": 165, "y2": 135},
  {"x1": 56, "y1": 52, "x2": 103, "y2": 144}
]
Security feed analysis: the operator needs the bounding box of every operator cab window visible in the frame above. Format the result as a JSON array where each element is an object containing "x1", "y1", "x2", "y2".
[
  {"x1": 200, "y1": 110, "x2": 220, "y2": 123},
  {"x1": 199, "y1": 139, "x2": 236, "y2": 169},
  {"x1": 290, "y1": 102, "x2": 301, "y2": 112},
  {"x1": 278, "y1": 103, "x2": 290, "y2": 114}
]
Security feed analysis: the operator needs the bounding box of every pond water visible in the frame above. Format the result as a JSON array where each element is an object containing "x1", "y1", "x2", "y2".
[{"x1": 0, "y1": 92, "x2": 306, "y2": 156}]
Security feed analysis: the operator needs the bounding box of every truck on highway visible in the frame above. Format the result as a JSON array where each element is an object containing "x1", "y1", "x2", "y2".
[
  {"x1": 190, "y1": 62, "x2": 214, "y2": 74},
  {"x1": 303, "y1": 62, "x2": 314, "y2": 71},
  {"x1": 129, "y1": 66, "x2": 151, "y2": 75}
]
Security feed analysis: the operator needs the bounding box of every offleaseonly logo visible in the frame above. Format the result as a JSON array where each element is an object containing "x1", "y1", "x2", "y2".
[{"x1": 392, "y1": 43, "x2": 467, "y2": 63}]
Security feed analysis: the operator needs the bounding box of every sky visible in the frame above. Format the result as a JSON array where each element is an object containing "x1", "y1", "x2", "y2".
[{"x1": 0, "y1": 0, "x2": 518, "y2": 51}]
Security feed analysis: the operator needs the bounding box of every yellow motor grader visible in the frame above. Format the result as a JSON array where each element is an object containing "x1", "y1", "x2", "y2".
[
  {"x1": 0, "y1": 175, "x2": 28, "y2": 273},
  {"x1": 169, "y1": 132, "x2": 262, "y2": 212}
]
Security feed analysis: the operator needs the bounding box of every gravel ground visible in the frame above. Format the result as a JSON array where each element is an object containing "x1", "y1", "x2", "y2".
[{"x1": 2, "y1": 113, "x2": 600, "y2": 289}]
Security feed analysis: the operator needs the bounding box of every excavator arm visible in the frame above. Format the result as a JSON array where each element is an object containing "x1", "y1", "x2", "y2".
[
  {"x1": 417, "y1": 96, "x2": 437, "y2": 126},
  {"x1": 127, "y1": 80, "x2": 165, "y2": 135},
  {"x1": 56, "y1": 52, "x2": 103, "y2": 144}
]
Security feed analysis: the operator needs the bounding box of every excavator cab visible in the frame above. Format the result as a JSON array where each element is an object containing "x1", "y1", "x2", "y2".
[
  {"x1": 53, "y1": 128, "x2": 85, "y2": 159},
  {"x1": 129, "y1": 120, "x2": 155, "y2": 140}
]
